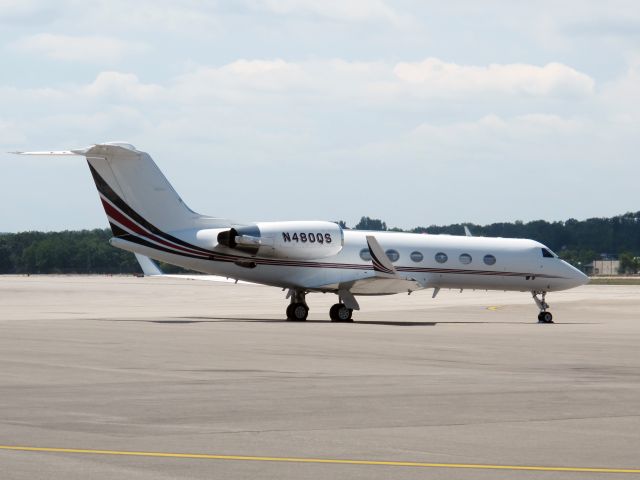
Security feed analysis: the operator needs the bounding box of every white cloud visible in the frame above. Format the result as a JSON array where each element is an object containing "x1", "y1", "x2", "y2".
[
  {"x1": 0, "y1": 57, "x2": 598, "y2": 154},
  {"x1": 11, "y1": 33, "x2": 148, "y2": 63},
  {"x1": 174, "y1": 60, "x2": 307, "y2": 98},
  {"x1": 393, "y1": 59, "x2": 595, "y2": 98},
  {"x1": 82, "y1": 72, "x2": 163, "y2": 101},
  {"x1": 2, "y1": 2, "x2": 639, "y2": 231},
  {"x1": 166, "y1": 57, "x2": 595, "y2": 108}
]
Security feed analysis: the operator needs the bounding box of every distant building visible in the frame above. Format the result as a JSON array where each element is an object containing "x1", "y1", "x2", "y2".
[{"x1": 585, "y1": 260, "x2": 620, "y2": 276}]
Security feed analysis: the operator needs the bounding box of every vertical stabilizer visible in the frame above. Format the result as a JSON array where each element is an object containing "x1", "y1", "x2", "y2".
[{"x1": 85, "y1": 143, "x2": 210, "y2": 233}]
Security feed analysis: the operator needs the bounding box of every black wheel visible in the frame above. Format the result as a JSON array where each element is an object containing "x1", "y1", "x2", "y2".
[
  {"x1": 537, "y1": 312, "x2": 544, "y2": 322},
  {"x1": 287, "y1": 302, "x2": 308, "y2": 321},
  {"x1": 330, "y1": 303, "x2": 353, "y2": 322},
  {"x1": 541, "y1": 311, "x2": 553, "y2": 323}
]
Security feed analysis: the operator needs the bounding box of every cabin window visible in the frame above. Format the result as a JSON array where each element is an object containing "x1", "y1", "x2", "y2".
[
  {"x1": 435, "y1": 252, "x2": 448, "y2": 263},
  {"x1": 483, "y1": 254, "x2": 496, "y2": 265},
  {"x1": 459, "y1": 253, "x2": 472, "y2": 265},
  {"x1": 385, "y1": 249, "x2": 400, "y2": 262},
  {"x1": 541, "y1": 248, "x2": 555, "y2": 258},
  {"x1": 410, "y1": 251, "x2": 423, "y2": 262},
  {"x1": 359, "y1": 248, "x2": 372, "y2": 261}
]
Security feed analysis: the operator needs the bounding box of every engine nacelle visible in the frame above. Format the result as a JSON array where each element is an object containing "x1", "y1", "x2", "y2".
[{"x1": 217, "y1": 221, "x2": 344, "y2": 259}]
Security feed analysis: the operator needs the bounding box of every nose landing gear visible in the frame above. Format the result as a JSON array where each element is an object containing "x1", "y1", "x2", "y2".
[
  {"x1": 532, "y1": 291, "x2": 553, "y2": 323},
  {"x1": 538, "y1": 311, "x2": 553, "y2": 323}
]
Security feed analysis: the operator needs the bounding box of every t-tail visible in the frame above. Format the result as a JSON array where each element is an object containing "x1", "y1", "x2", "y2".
[{"x1": 15, "y1": 142, "x2": 231, "y2": 238}]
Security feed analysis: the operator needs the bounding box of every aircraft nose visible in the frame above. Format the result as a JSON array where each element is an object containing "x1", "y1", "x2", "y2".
[
  {"x1": 576, "y1": 270, "x2": 590, "y2": 286},
  {"x1": 569, "y1": 265, "x2": 590, "y2": 287}
]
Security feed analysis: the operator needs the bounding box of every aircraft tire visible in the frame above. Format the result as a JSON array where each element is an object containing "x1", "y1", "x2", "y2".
[
  {"x1": 287, "y1": 303, "x2": 308, "y2": 321},
  {"x1": 538, "y1": 311, "x2": 553, "y2": 323},
  {"x1": 330, "y1": 303, "x2": 353, "y2": 322}
]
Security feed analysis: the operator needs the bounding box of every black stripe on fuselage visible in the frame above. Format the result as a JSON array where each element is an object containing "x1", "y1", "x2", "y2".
[
  {"x1": 90, "y1": 163, "x2": 562, "y2": 280},
  {"x1": 116, "y1": 231, "x2": 561, "y2": 279},
  {"x1": 113, "y1": 229, "x2": 234, "y2": 262},
  {"x1": 88, "y1": 162, "x2": 219, "y2": 257}
]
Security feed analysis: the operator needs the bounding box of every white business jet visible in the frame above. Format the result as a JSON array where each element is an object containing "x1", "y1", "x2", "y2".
[{"x1": 16, "y1": 143, "x2": 588, "y2": 323}]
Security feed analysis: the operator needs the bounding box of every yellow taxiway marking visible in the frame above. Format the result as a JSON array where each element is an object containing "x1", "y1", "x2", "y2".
[
  {"x1": 1, "y1": 445, "x2": 639, "y2": 474},
  {"x1": 487, "y1": 305, "x2": 503, "y2": 311}
]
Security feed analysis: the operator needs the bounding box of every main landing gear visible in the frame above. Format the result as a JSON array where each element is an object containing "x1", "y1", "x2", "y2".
[
  {"x1": 532, "y1": 291, "x2": 553, "y2": 323},
  {"x1": 329, "y1": 303, "x2": 353, "y2": 322},
  {"x1": 285, "y1": 289, "x2": 355, "y2": 322},
  {"x1": 286, "y1": 289, "x2": 309, "y2": 321}
]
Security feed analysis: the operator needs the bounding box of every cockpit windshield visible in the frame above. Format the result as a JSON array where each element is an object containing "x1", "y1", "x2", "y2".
[{"x1": 541, "y1": 248, "x2": 557, "y2": 258}]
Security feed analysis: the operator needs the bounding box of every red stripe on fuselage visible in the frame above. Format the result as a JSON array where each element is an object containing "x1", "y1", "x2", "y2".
[{"x1": 101, "y1": 198, "x2": 210, "y2": 258}]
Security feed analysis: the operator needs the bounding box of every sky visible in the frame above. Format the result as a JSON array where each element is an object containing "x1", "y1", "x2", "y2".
[{"x1": 1, "y1": 0, "x2": 639, "y2": 232}]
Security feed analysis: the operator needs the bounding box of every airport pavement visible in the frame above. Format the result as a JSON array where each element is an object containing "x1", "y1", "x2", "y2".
[{"x1": 0, "y1": 275, "x2": 639, "y2": 479}]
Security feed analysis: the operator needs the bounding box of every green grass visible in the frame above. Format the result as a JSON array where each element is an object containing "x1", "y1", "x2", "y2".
[{"x1": 588, "y1": 277, "x2": 640, "y2": 285}]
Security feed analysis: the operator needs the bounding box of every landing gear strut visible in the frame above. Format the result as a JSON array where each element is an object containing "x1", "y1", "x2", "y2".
[
  {"x1": 286, "y1": 289, "x2": 308, "y2": 321},
  {"x1": 532, "y1": 291, "x2": 553, "y2": 323}
]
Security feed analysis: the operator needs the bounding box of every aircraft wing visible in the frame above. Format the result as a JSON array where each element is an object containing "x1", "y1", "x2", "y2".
[
  {"x1": 317, "y1": 276, "x2": 424, "y2": 295},
  {"x1": 134, "y1": 253, "x2": 255, "y2": 284},
  {"x1": 309, "y1": 235, "x2": 426, "y2": 295}
]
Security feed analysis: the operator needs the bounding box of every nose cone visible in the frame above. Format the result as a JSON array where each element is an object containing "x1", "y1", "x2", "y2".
[
  {"x1": 573, "y1": 269, "x2": 590, "y2": 287},
  {"x1": 564, "y1": 261, "x2": 590, "y2": 288}
]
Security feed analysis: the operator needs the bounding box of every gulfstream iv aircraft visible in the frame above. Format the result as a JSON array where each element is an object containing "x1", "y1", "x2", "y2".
[{"x1": 17, "y1": 143, "x2": 588, "y2": 323}]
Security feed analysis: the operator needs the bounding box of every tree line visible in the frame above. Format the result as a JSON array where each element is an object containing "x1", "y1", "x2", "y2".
[
  {"x1": 1, "y1": 211, "x2": 639, "y2": 274},
  {"x1": 0, "y1": 230, "x2": 139, "y2": 274}
]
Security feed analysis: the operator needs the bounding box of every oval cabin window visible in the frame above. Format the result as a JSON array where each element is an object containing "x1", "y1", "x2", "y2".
[
  {"x1": 435, "y1": 252, "x2": 448, "y2": 263},
  {"x1": 359, "y1": 248, "x2": 372, "y2": 261},
  {"x1": 410, "y1": 251, "x2": 423, "y2": 262},
  {"x1": 483, "y1": 254, "x2": 496, "y2": 265},
  {"x1": 459, "y1": 253, "x2": 472, "y2": 265},
  {"x1": 385, "y1": 249, "x2": 400, "y2": 262}
]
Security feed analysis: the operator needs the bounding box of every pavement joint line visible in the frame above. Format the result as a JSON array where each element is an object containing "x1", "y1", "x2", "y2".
[{"x1": 1, "y1": 445, "x2": 639, "y2": 474}]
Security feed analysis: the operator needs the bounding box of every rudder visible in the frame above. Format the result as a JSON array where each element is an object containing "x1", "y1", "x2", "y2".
[{"x1": 84, "y1": 143, "x2": 229, "y2": 234}]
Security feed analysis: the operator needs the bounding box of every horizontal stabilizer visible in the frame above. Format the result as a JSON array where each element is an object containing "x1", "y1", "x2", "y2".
[
  {"x1": 12, "y1": 142, "x2": 136, "y2": 157},
  {"x1": 11, "y1": 150, "x2": 81, "y2": 156},
  {"x1": 135, "y1": 253, "x2": 163, "y2": 276},
  {"x1": 133, "y1": 251, "x2": 255, "y2": 285}
]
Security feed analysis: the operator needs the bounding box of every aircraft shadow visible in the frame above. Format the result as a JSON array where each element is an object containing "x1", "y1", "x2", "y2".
[
  {"x1": 177, "y1": 317, "x2": 582, "y2": 326},
  {"x1": 100, "y1": 317, "x2": 593, "y2": 326},
  {"x1": 132, "y1": 317, "x2": 437, "y2": 326}
]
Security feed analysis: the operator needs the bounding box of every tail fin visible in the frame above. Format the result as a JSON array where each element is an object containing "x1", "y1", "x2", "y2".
[
  {"x1": 85, "y1": 142, "x2": 218, "y2": 232},
  {"x1": 17, "y1": 142, "x2": 230, "y2": 234}
]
